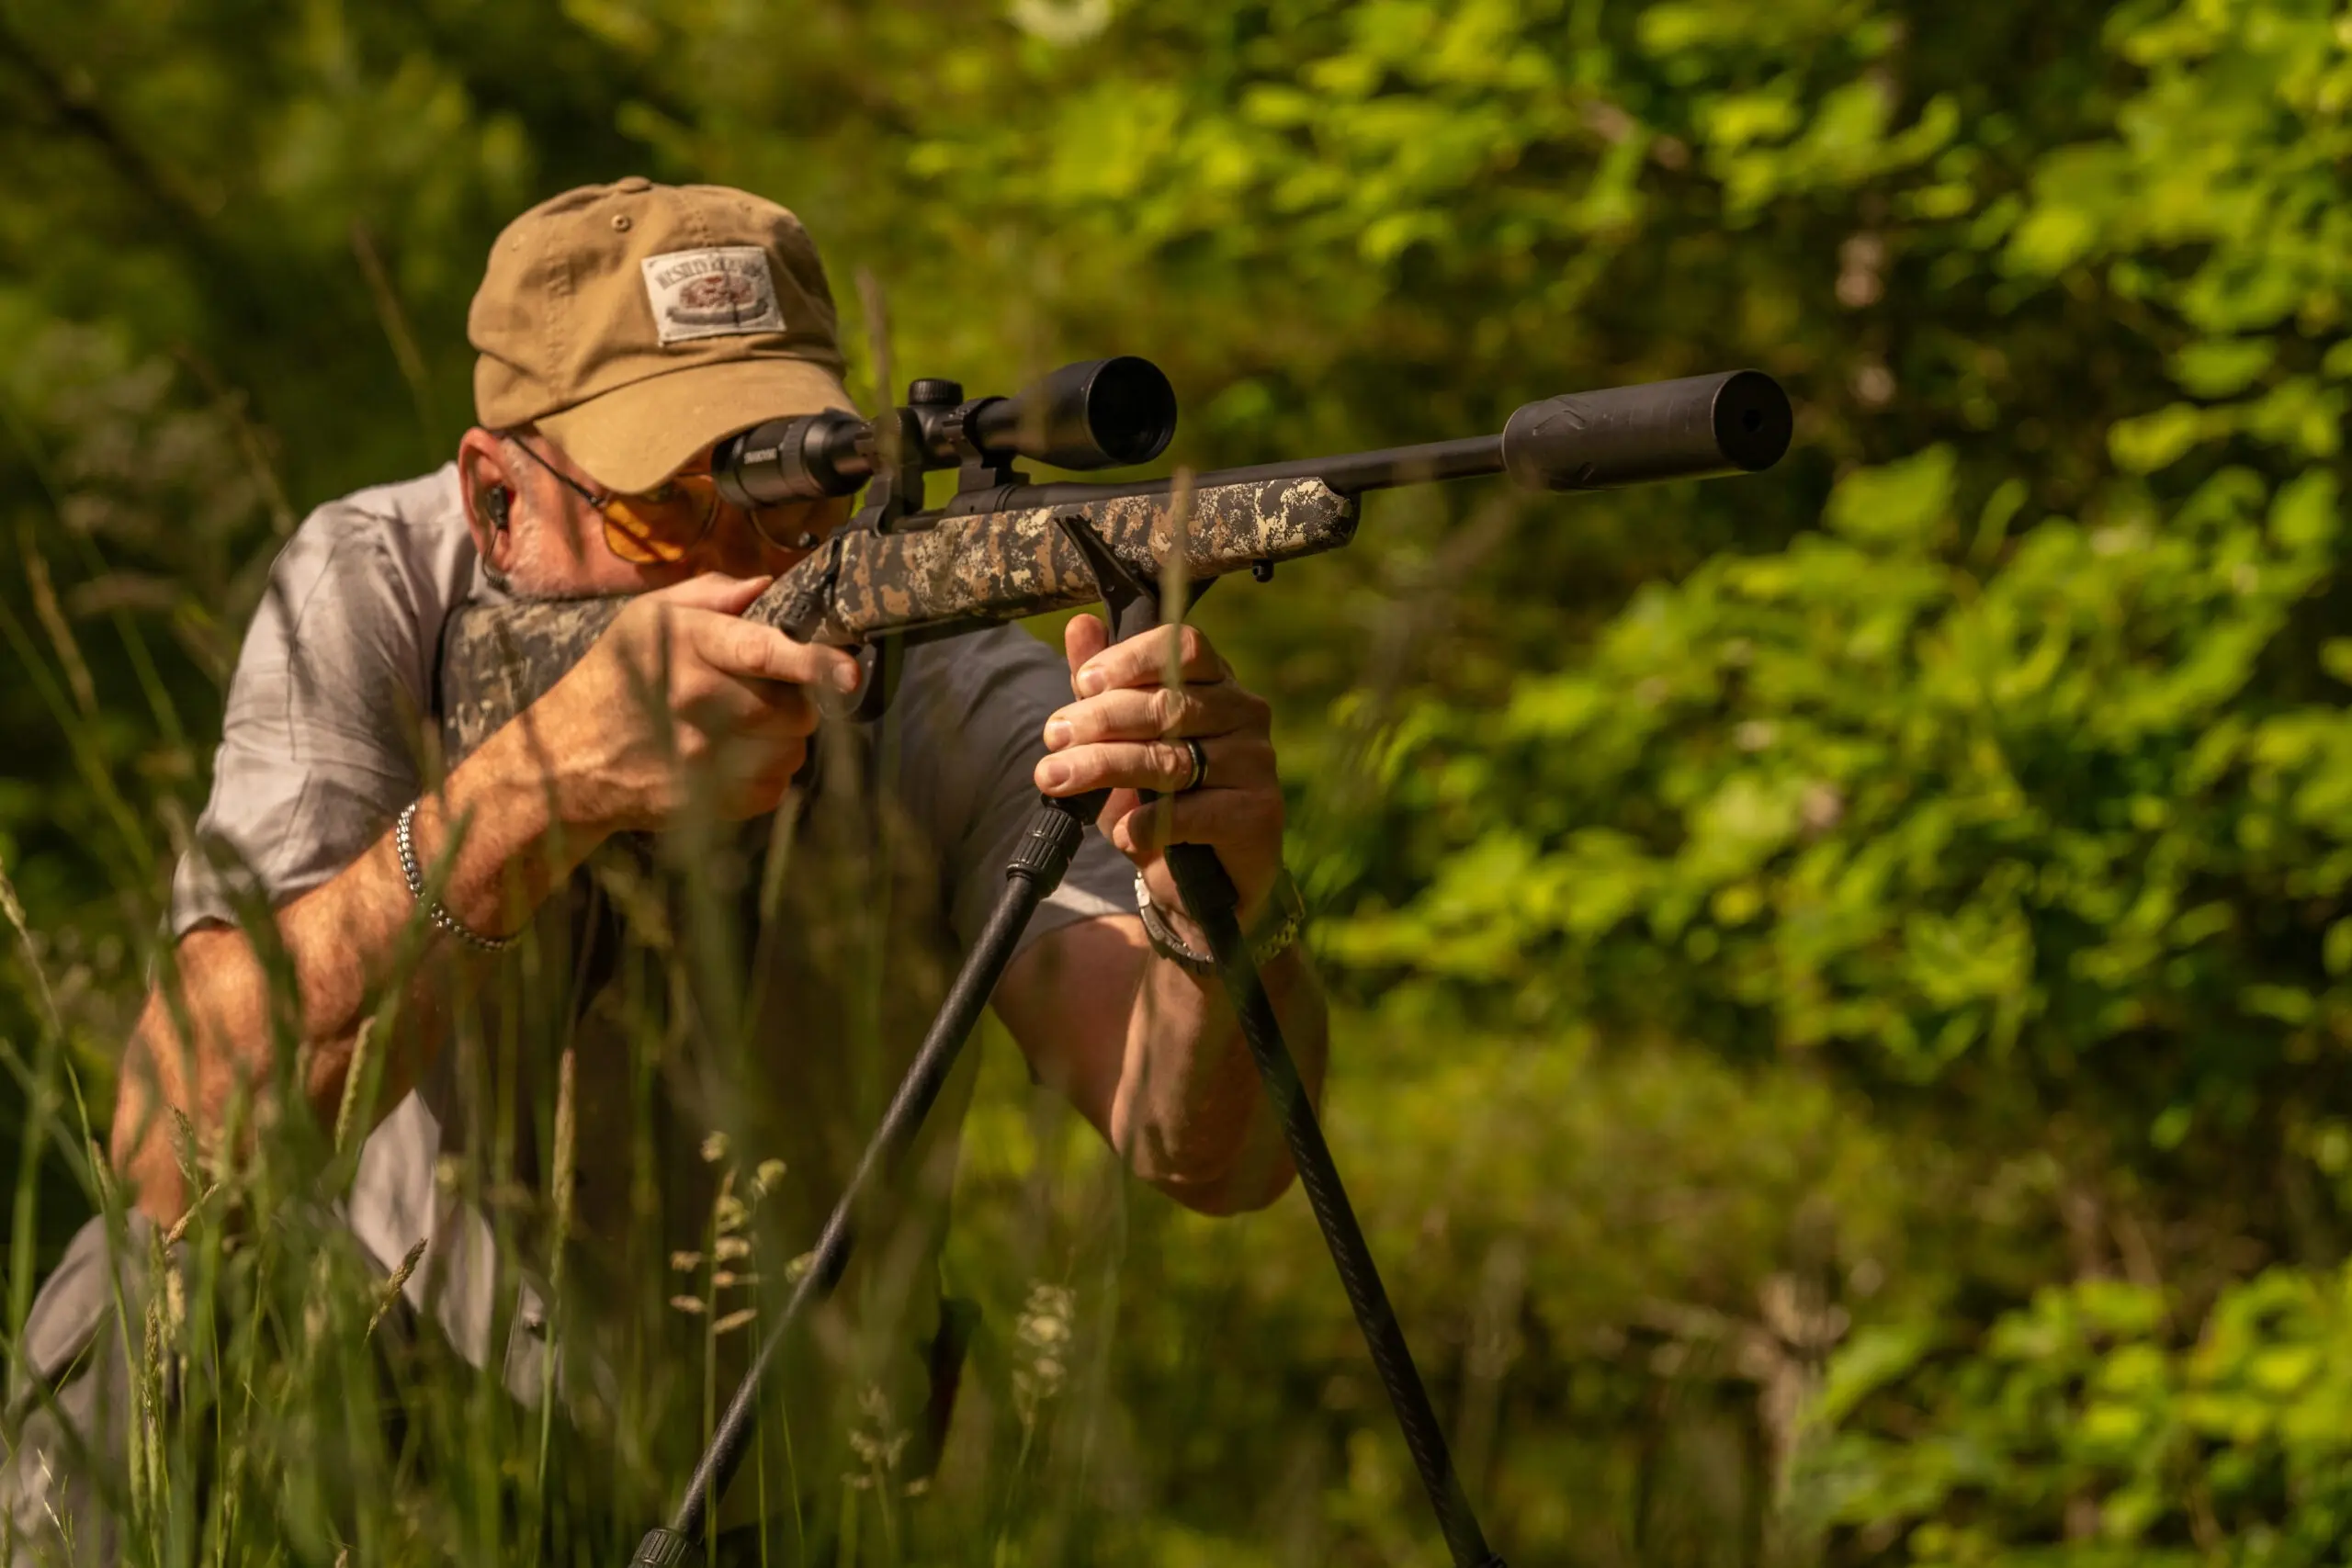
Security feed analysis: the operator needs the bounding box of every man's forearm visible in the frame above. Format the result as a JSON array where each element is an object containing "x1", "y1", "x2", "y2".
[
  {"x1": 1110, "y1": 943, "x2": 1328, "y2": 1215},
  {"x1": 110, "y1": 723, "x2": 607, "y2": 1219}
]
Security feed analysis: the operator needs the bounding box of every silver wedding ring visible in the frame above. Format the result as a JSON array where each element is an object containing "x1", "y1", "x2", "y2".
[{"x1": 1181, "y1": 736, "x2": 1209, "y2": 793}]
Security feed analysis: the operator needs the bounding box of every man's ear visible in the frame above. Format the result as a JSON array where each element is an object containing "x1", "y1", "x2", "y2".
[{"x1": 455, "y1": 427, "x2": 518, "y2": 569}]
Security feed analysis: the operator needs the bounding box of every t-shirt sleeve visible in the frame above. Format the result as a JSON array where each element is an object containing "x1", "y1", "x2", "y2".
[
  {"x1": 888, "y1": 627, "x2": 1135, "y2": 958},
  {"x1": 169, "y1": 507, "x2": 441, "y2": 936}
]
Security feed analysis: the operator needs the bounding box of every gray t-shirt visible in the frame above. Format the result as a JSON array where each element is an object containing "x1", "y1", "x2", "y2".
[{"x1": 170, "y1": 464, "x2": 1132, "y2": 1514}]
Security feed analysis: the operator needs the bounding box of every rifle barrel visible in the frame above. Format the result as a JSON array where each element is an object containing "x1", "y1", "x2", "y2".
[
  {"x1": 1206, "y1": 436, "x2": 1511, "y2": 495},
  {"x1": 941, "y1": 368, "x2": 1788, "y2": 518}
]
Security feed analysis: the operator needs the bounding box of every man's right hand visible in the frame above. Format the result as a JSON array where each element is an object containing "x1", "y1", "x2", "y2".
[{"x1": 529, "y1": 572, "x2": 862, "y2": 833}]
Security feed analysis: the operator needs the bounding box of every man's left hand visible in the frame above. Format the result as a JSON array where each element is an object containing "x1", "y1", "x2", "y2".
[{"x1": 1034, "y1": 615, "x2": 1283, "y2": 931}]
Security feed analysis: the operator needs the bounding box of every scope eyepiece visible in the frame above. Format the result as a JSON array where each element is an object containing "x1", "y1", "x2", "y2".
[
  {"x1": 968, "y1": 355, "x2": 1177, "y2": 470},
  {"x1": 713, "y1": 410, "x2": 871, "y2": 508}
]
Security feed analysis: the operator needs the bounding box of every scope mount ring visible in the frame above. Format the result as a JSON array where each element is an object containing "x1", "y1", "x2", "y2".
[
  {"x1": 849, "y1": 407, "x2": 931, "y2": 536},
  {"x1": 949, "y1": 397, "x2": 1026, "y2": 494}
]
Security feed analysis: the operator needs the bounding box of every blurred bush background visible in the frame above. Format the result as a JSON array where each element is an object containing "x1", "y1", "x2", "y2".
[{"x1": 9, "y1": 0, "x2": 2352, "y2": 1562}]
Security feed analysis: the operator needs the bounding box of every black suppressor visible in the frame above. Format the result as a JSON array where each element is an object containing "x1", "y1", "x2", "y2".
[
  {"x1": 714, "y1": 355, "x2": 1178, "y2": 508},
  {"x1": 1499, "y1": 368, "x2": 1789, "y2": 491}
]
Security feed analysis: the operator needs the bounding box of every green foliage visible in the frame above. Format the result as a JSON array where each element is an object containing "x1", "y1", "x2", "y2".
[
  {"x1": 1803, "y1": 1263, "x2": 2352, "y2": 1564},
  {"x1": 1329, "y1": 457, "x2": 2348, "y2": 1095},
  {"x1": 1295, "y1": 0, "x2": 2352, "y2": 1556}
]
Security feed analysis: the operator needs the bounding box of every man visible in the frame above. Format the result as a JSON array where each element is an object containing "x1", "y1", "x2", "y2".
[{"x1": 4, "y1": 179, "x2": 1325, "y2": 1561}]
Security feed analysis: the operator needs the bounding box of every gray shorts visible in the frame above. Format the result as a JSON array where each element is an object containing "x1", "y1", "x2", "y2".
[
  {"x1": 0, "y1": 1210, "x2": 545, "y2": 1568},
  {"x1": 3, "y1": 1211, "x2": 970, "y2": 1567},
  {"x1": 3, "y1": 1215, "x2": 156, "y2": 1568}
]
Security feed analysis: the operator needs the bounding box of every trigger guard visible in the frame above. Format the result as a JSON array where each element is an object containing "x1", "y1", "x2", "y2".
[{"x1": 844, "y1": 638, "x2": 898, "y2": 723}]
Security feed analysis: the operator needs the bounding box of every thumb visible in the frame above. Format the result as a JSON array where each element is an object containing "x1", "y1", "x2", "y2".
[
  {"x1": 648, "y1": 571, "x2": 773, "y2": 616},
  {"x1": 1063, "y1": 611, "x2": 1109, "y2": 689}
]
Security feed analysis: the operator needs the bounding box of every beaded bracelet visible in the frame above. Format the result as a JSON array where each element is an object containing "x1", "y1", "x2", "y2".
[{"x1": 395, "y1": 800, "x2": 516, "y2": 953}]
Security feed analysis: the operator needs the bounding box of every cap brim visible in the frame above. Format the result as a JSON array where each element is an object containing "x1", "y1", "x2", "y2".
[{"x1": 536, "y1": 356, "x2": 857, "y2": 494}]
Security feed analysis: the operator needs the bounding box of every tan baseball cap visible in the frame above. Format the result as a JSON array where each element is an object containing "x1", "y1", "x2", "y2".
[{"x1": 469, "y1": 177, "x2": 856, "y2": 494}]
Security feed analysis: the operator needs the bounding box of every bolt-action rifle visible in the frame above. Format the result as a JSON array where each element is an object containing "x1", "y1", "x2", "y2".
[
  {"x1": 440, "y1": 358, "x2": 1789, "y2": 753},
  {"x1": 434, "y1": 358, "x2": 1792, "y2": 1568}
]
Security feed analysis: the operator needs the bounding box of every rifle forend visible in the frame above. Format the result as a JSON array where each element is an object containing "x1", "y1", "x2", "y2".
[{"x1": 438, "y1": 369, "x2": 1790, "y2": 764}]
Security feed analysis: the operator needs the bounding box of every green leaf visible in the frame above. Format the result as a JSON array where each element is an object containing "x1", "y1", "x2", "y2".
[
  {"x1": 2171, "y1": 338, "x2": 2275, "y2": 399},
  {"x1": 1824, "y1": 445, "x2": 1957, "y2": 547},
  {"x1": 2267, "y1": 469, "x2": 2339, "y2": 552},
  {"x1": 2108, "y1": 404, "x2": 2208, "y2": 472}
]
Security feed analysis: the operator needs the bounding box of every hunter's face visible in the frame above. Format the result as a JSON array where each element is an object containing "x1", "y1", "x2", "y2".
[{"x1": 480, "y1": 430, "x2": 853, "y2": 600}]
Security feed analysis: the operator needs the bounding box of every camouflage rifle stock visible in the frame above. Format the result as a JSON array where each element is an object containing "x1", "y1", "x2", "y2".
[{"x1": 438, "y1": 367, "x2": 1790, "y2": 762}]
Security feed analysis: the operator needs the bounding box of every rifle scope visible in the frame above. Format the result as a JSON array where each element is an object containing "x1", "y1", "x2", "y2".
[{"x1": 713, "y1": 355, "x2": 1178, "y2": 509}]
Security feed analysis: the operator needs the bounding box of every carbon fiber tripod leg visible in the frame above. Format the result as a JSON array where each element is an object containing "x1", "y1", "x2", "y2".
[
  {"x1": 1053, "y1": 502, "x2": 1507, "y2": 1567},
  {"x1": 1164, "y1": 842, "x2": 1507, "y2": 1568},
  {"x1": 628, "y1": 795, "x2": 1099, "y2": 1566}
]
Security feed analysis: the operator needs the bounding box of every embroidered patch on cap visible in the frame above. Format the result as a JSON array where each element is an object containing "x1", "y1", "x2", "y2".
[{"x1": 640, "y1": 247, "x2": 786, "y2": 345}]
